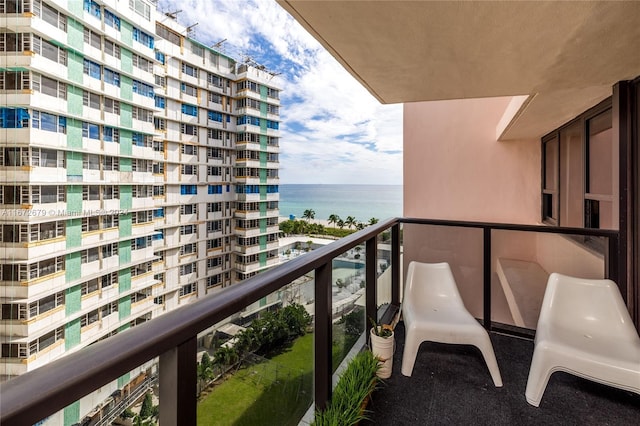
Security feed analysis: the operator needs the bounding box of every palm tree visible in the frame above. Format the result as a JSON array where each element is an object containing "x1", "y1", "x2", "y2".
[
  {"x1": 356, "y1": 222, "x2": 365, "y2": 230},
  {"x1": 337, "y1": 219, "x2": 345, "y2": 229},
  {"x1": 345, "y1": 216, "x2": 356, "y2": 229},
  {"x1": 328, "y1": 214, "x2": 340, "y2": 228},
  {"x1": 368, "y1": 217, "x2": 379, "y2": 226},
  {"x1": 302, "y1": 209, "x2": 315, "y2": 223}
]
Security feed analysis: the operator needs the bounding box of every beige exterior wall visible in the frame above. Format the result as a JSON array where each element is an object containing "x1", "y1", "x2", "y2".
[
  {"x1": 403, "y1": 97, "x2": 540, "y2": 224},
  {"x1": 401, "y1": 97, "x2": 605, "y2": 328}
]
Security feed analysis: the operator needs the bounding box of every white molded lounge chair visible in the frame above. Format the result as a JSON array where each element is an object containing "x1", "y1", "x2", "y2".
[
  {"x1": 525, "y1": 273, "x2": 640, "y2": 407},
  {"x1": 401, "y1": 261, "x2": 503, "y2": 387}
]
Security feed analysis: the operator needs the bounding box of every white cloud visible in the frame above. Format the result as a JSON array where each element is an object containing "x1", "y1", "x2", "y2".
[{"x1": 158, "y1": 0, "x2": 403, "y2": 184}]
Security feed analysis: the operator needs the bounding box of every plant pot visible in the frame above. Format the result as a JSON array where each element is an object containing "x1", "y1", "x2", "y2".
[{"x1": 370, "y1": 327, "x2": 394, "y2": 378}]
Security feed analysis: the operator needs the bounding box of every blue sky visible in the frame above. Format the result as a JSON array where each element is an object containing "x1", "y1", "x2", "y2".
[{"x1": 158, "y1": 0, "x2": 403, "y2": 185}]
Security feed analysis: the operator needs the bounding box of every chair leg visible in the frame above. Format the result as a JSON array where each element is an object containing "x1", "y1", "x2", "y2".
[
  {"x1": 473, "y1": 333, "x2": 503, "y2": 387},
  {"x1": 525, "y1": 348, "x2": 553, "y2": 407},
  {"x1": 401, "y1": 329, "x2": 420, "y2": 377}
]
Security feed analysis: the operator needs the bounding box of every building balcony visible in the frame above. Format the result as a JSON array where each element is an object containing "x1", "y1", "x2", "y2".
[{"x1": 2, "y1": 218, "x2": 635, "y2": 426}]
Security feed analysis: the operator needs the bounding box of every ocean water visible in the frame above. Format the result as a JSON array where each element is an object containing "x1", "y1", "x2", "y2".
[{"x1": 279, "y1": 184, "x2": 402, "y2": 223}]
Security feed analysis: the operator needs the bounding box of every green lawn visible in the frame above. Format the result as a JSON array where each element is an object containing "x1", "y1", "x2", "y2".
[{"x1": 197, "y1": 334, "x2": 314, "y2": 426}]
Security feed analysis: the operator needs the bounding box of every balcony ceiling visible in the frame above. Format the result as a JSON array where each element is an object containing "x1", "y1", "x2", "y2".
[{"x1": 277, "y1": 0, "x2": 640, "y2": 140}]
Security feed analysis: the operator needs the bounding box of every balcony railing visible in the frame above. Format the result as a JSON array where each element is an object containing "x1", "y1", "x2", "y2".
[{"x1": 0, "y1": 218, "x2": 622, "y2": 426}]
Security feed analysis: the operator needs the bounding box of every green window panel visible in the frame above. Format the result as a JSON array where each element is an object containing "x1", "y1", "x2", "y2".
[
  {"x1": 119, "y1": 157, "x2": 132, "y2": 174},
  {"x1": 259, "y1": 235, "x2": 267, "y2": 250},
  {"x1": 120, "y1": 75, "x2": 133, "y2": 101},
  {"x1": 260, "y1": 151, "x2": 267, "y2": 167},
  {"x1": 120, "y1": 129, "x2": 132, "y2": 157},
  {"x1": 119, "y1": 213, "x2": 132, "y2": 237},
  {"x1": 66, "y1": 19, "x2": 84, "y2": 51},
  {"x1": 118, "y1": 240, "x2": 131, "y2": 265},
  {"x1": 259, "y1": 296, "x2": 267, "y2": 307},
  {"x1": 259, "y1": 134, "x2": 268, "y2": 150},
  {"x1": 66, "y1": 118, "x2": 83, "y2": 149},
  {"x1": 64, "y1": 318, "x2": 81, "y2": 350},
  {"x1": 63, "y1": 400, "x2": 80, "y2": 426},
  {"x1": 260, "y1": 218, "x2": 267, "y2": 233},
  {"x1": 120, "y1": 48, "x2": 133, "y2": 74},
  {"x1": 260, "y1": 100, "x2": 268, "y2": 117},
  {"x1": 259, "y1": 251, "x2": 267, "y2": 267},
  {"x1": 260, "y1": 201, "x2": 267, "y2": 216},
  {"x1": 66, "y1": 185, "x2": 82, "y2": 214},
  {"x1": 260, "y1": 185, "x2": 267, "y2": 201},
  {"x1": 120, "y1": 103, "x2": 133, "y2": 129},
  {"x1": 67, "y1": 55, "x2": 84, "y2": 85},
  {"x1": 260, "y1": 168, "x2": 267, "y2": 184},
  {"x1": 118, "y1": 296, "x2": 131, "y2": 320},
  {"x1": 260, "y1": 84, "x2": 268, "y2": 100},
  {"x1": 119, "y1": 185, "x2": 132, "y2": 210},
  {"x1": 260, "y1": 118, "x2": 268, "y2": 132},
  {"x1": 118, "y1": 323, "x2": 130, "y2": 333},
  {"x1": 121, "y1": 21, "x2": 133, "y2": 46},
  {"x1": 118, "y1": 268, "x2": 131, "y2": 293},
  {"x1": 65, "y1": 218, "x2": 82, "y2": 248},
  {"x1": 65, "y1": 283, "x2": 81, "y2": 315},
  {"x1": 117, "y1": 372, "x2": 131, "y2": 389},
  {"x1": 66, "y1": 151, "x2": 82, "y2": 177}
]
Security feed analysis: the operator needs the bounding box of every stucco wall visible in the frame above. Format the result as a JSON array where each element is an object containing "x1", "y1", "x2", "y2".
[{"x1": 403, "y1": 97, "x2": 540, "y2": 224}]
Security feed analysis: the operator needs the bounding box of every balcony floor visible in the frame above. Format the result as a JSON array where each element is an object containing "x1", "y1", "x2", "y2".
[{"x1": 364, "y1": 322, "x2": 640, "y2": 425}]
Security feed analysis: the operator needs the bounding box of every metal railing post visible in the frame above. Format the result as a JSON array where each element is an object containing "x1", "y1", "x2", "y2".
[
  {"x1": 483, "y1": 227, "x2": 492, "y2": 331},
  {"x1": 366, "y1": 236, "x2": 377, "y2": 332},
  {"x1": 159, "y1": 337, "x2": 197, "y2": 426},
  {"x1": 391, "y1": 223, "x2": 401, "y2": 307},
  {"x1": 314, "y1": 261, "x2": 332, "y2": 410}
]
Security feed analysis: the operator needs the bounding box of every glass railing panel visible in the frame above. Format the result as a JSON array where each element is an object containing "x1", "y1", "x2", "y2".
[
  {"x1": 196, "y1": 282, "x2": 314, "y2": 426},
  {"x1": 491, "y1": 229, "x2": 607, "y2": 329},
  {"x1": 331, "y1": 244, "x2": 366, "y2": 373},
  {"x1": 35, "y1": 360, "x2": 159, "y2": 426},
  {"x1": 402, "y1": 223, "x2": 485, "y2": 319}
]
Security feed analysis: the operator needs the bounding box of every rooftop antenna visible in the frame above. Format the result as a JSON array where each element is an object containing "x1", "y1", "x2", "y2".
[
  {"x1": 212, "y1": 38, "x2": 227, "y2": 52},
  {"x1": 185, "y1": 22, "x2": 198, "y2": 38},
  {"x1": 164, "y1": 10, "x2": 181, "y2": 20}
]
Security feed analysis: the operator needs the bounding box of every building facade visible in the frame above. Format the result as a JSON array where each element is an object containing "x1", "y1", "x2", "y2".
[{"x1": 0, "y1": 0, "x2": 280, "y2": 422}]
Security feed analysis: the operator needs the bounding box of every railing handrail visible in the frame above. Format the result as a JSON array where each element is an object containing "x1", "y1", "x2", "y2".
[{"x1": 0, "y1": 218, "x2": 400, "y2": 426}]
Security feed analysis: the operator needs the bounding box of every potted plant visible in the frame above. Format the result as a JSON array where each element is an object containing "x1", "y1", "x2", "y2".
[
  {"x1": 313, "y1": 350, "x2": 380, "y2": 425},
  {"x1": 369, "y1": 317, "x2": 394, "y2": 378}
]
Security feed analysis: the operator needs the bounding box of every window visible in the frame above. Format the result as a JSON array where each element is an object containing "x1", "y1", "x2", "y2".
[
  {"x1": 182, "y1": 144, "x2": 197, "y2": 156},
  {"x1": 133, "y1": 54, "x2": 153, "y2": 73},
  {"x1": 132, "y1": 107, "x2": 153, "y2": 122},
  {"x1": 155, "y1": 50, "x2": 165, "y2": 64},
  {"x1": 156, "y1": 23, "x2": 181, "y2": 45},
  {"x1": 104, "y1": 40, "x2": 121, "y2": 58},
  {"x1": 132, "y1": 27, "x2": 154, "y2": 48},
  {"x1": 182, "y1": 164, "x2": 197, "y2": 175},
  {"x1": 179, "y1": 263, "x2": 197, "y2": 276},
  {"x1": 181, "y1": 204, "x2": 197, "y2": 215},
  {"x1": 182, "y1": 62, "x2": 198, "y2": 78},
  {"x1": 208, "y1": 111, "x2": 223, "y2": 122},
  {"x1": 542, "y1": 101, "x2": 615, "y2": 230},
  {"x1": 103, "y1": 127, "x2": 119, "y2": 143},
  {"x1": 104, "y1": 98, "x2": 120, "y2": 114},
  {"x1": 155, "y1": 96, "x2": 165, "y2": 109},
  {"x1": 208, "y1": 185, "x2": 222, "y2": 194},
  {"x1": 181, "y1": 83, "x2": 197, "y2": 97},
  {"x1": 132, "y1": 80, "x2": 154, "y2": 97},
  {"x1": 180, "y1": 185, "x2": 198, "y2": 195},
  {"x1": 83, "y1": 0, "x2": 101, "y2": 18},
  {"x1": 179, "y1": 283, "x2": 196, "y2": 296},
  {"x1": 83, "y1": 90, "x2": 100, "y2": 109},
  {"x1": 0, "y1": 71, "x2": 30, "y2": 91},
  {"x1": 104, "y1": 68, "x2": 120, "y2": 87},
  {"x1": 104, "y1": 9, "x2": 120, "y2": 30},
  {"x1": 180, "y1": 224, "x2": 197, "y2": 235},
  {"x1": 83, "y1": 27, "x2": 101, "y2": 49},
  {"x1": 129, "y1": 0, "x2": 151, "y2": 20},
  {"x1": 83, "y1": 59, "x2": 101, "y2": 79},
  {"x1": 180, "y1": 243, "x2": 197, "y2": 255},
  {"x1": 207, "y1": 167, "x2": 222, "y2": 177},
  {"x1": 181, "y1": 103, "x2": 198, "y2": 117},
  {"x1": 181, "y1": 124, "x2": 197, "y2": 136},
  {"x1": 82, "y1": 122, "x2": 100, "y2": 139},
  {"x1": 41, "y1": 2, "x2": 67, "y2": 30}
]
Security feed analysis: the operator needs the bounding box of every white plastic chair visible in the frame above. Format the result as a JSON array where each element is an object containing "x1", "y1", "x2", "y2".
[
  {"x1": 525, "y1": 273, "x2": 640, "y2": 407},
  {"x1": 401, "y1": 261, "x2": 503, "y2": 386}
]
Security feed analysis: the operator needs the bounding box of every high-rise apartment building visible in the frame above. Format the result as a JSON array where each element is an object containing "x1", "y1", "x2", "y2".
[{"x1": 0, "y1": 0, "x2": 280, "y2": 422}]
